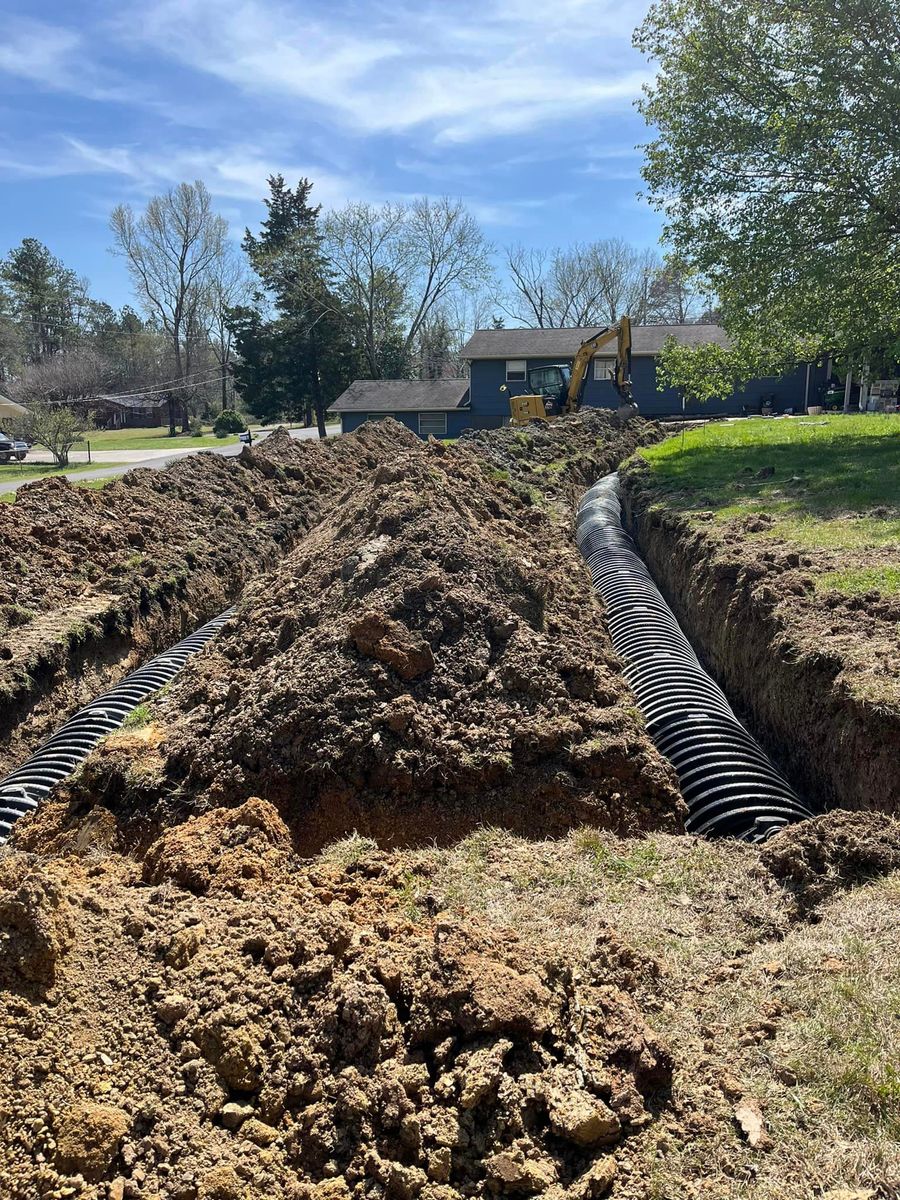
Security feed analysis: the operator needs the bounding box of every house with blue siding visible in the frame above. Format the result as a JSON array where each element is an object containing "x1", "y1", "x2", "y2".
[
  {"x1": 333, "y1": 325, "x2": 829, "y2": 438},
  {"x1": 461, "y1": 325, "x2": 829, "y2": 421},
  {"x1": 332, "y1": 379, "x2": 472, "y2": 438}
]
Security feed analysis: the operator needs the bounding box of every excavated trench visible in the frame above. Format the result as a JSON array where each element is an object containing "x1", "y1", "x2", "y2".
[
  {"x1": 619, "y1": 467, "x2": 900, "y2": 819},
  {"x1": 0, "y1": 608, "x2": 234, "y2": 844},
  {"x1": 576, "y1": 476, "x2": 814, "y2": 841},
  {"x1": 1, "y1": 461, "x2": 817, "y2": 850}
]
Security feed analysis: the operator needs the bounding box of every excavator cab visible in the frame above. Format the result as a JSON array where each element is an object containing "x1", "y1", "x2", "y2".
[{"x1": 505, "y1": 365, "x2": 571, "y2": 421}]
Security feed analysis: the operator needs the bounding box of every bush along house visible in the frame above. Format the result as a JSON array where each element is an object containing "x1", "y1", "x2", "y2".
[{"x1": 332, "y1": 325, "x2": 831, "y2": 438}]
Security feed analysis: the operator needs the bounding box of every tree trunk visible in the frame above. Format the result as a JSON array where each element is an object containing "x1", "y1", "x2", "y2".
[
  {"x1": 181, "y1": 400, "x2": 190, "y2": 433},
  {"x1": 221, "y1": 361, "x2": 228, "y2": 412},
  {"x1": 309, "y1": 338, "x2": 327, "y2": 438},
  {"x1": 167, "y1": 393, "x2": 177, "y2": 436}
]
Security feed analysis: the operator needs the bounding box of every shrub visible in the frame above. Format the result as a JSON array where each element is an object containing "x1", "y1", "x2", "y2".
[{"x1": 213, "y1": 409, "x2": 245, "y2": 438}]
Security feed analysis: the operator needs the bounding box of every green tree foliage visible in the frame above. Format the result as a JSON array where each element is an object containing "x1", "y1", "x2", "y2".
[
  {"x1": 635, "y1": 0, "x2": 900, "y2": 374},
  {"x1": 655, "y1": 338, "x2": 762, "y2": 405},
  {"x1": 0, "y1": 238, "x2": 90, "y2": 364},
  {"x1": 231, "y1": 176, "x2": 361, "y2": 435},
  {"x1": 212, "y1": 408, "x2": 245, "y2": 437}
]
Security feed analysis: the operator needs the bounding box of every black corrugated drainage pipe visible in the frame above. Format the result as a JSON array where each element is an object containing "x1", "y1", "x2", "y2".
[
  {"x1": 0, "y1": 607, "x2": 234, "y2": 846},
  {"x1": 576, "y1": 475, "x2": 814, "y2": 842}
]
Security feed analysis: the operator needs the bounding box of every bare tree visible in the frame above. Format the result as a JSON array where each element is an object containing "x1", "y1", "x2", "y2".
[
  {"x1": 201, "y1": 248, "x2": 253, "y2": 412},
  {"x1": 110, "y1": 181, "x2": 228, "y2": 433},
  {"x1": 10, "y1": 353, "x2": 104, "y2": 465},
  {"x1": 502, "y1": 240, "x2": 661, "y2": 328},
  {"x1": 644, "y1": 265, "x2": 709, "y2": 324},
  {"x1": 325, "y1": 197, "x2": 494, "y2": 378}
]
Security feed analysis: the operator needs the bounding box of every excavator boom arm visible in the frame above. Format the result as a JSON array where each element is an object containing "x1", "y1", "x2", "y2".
[{"x1": 565, "y1": 317, "x2": 632, "y2": 412}]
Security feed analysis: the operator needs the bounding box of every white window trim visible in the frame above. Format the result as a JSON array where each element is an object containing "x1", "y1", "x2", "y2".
[
  {"x1": 593, "y1": 358, "x2": 616, "y2": 381},
  {"x1": 505, "y1": 359, "x2": 527, "y2": 382},
  {"x1": 418, "y1": 412, "x2": 448, "y2": 437}
]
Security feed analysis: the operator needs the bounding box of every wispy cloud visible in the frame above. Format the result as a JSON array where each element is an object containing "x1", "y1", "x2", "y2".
[{"x1": 111, "y1": 0, "x2": 650, "y2": 143}]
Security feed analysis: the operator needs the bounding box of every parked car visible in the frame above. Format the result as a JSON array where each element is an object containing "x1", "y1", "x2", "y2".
[{"x1": 0, "y1": 431, "x2": 28, "y2": 463}]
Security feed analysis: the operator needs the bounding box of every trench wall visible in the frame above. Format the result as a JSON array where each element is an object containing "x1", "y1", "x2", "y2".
[{"x1": 620, "y1": 471, "x2": 900, "y2": 817}]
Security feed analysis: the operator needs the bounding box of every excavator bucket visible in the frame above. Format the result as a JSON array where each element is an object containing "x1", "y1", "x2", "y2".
[{"x1": 509, "y1": 394, "x2": 549, "y2": 424}]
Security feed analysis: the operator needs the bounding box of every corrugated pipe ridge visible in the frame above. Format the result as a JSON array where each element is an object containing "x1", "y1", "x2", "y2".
[
  {"x1": 576, "y1": 475, "x2": 814, "y2": 841},
  {"x1": 0, "y1": 607, "x2": 234, "y2": 846}
]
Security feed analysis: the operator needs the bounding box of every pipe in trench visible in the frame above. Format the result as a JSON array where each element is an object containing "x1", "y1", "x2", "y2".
[
  {"x1": 0, "y1": 607, "x2": 234, "y2": 846},
  {"x1": 576, "y1": 474, "x2": 814, "y2": 842}
]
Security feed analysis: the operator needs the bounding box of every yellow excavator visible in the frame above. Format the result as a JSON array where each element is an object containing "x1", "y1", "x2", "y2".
[{"x1": 500, "y1": 317, "x2": 634, "y2": 425}]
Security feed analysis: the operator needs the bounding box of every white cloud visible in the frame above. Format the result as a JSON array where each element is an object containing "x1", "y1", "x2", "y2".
[
  {"x1": 62, "y1": 138, "x2": 367, "y2": 208},
  {"x1": 0, "y1": 19, "x2": 83, "y2": 88},
  {"x1": 0, "y1": 133, "x2": 368, "y2": 213},
  {"x1": 112, "y1": 0, "x2": 650, "y2": 142}
]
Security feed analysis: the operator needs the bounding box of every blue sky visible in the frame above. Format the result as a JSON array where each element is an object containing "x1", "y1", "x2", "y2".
[{"x1": 0, "y1": 0, "x2": 661, "y2": 309}]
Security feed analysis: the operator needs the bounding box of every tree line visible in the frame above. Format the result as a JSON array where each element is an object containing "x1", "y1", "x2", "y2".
[{"x1": 1, "y1": 175, "x2": 717, "y2": 436}]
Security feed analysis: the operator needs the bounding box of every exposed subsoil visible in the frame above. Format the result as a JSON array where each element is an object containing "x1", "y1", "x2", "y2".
[
  {"x1": 3, "y1": 803, "x2": 899, "y2": 1199},
  {"x1": 457, "y1": 412, "x2": 663, "y2": 500},
  {"x1": 621, "y1": 459, "x2": 900, "y2": 817},
  {"x1": 3, "y1": 412, "x2": 900, "y2": 1199},
  {"x1": 28, "y1": 415, "x2": 682, "y2": 854},
  {"x1": 1, "y1": 424, "x2": 418, "y2": 764},
  {"x1": 0, "y1": 801, "x2": 673, "y2": 1200}
]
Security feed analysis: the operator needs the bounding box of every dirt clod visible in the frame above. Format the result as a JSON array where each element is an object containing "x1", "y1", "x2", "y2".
[
  {"x1": 54, "y1": 1101, "x2": 130, "y2": 1180},
  {"x1": 761, "y1": 809, "x2": 900, "y2": 913}
]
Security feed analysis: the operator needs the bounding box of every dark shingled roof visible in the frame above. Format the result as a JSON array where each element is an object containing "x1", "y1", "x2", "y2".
[
  {"x1": 460, "y1": 324, "x2": 731, "y2": 360},
  {"x1": 331, "y1": 379, "x2": 470, "y2": 413}
]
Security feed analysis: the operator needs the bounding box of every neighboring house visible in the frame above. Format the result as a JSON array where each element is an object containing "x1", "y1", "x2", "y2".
[
  {"x1": 92, "y1": 393, "x2": 169, "y2": 428},
  {"x1": 461, "y1": 324, "x2": 829, "y2": 422},
  {"x1": 0, "y1": 393, "x2": 28, "y2": 424},
  {"x1": 332, "y1": 379, "x2": 471, "y2": 439}
]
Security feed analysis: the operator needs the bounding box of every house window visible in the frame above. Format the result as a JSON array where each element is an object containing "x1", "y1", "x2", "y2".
[
  {"x1": 366, "y1": 412, "x2": 392, "y2": 421},
  {"x1": 506, "y1": 360, "x2": 527, "y2": 382},
  {"x1": 418, "y1": 412, "x2": 447, "y2": 438},
  {"x1": 593, "y1": 358, "x2": 616, "y2": 381}
]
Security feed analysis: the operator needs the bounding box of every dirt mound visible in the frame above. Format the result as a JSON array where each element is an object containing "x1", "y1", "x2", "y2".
[
  {"x1": 0, "y1": 422, "x2": 417, "y2": 759},
  {"x1": 1, "y1": 425, "x2": 415, "y2": 639},
  {"x1": 56, "y1": 428, "x2": 682, "y2": 851},
  {"x1": 0, "y1": 819, "x2": 671, "y2": 1200},
  {"x1": 457, "y1": 411, "x2": 663, "y2": 498},
  {"x1": 761, "y1": 809, "x2": 900, "y2": 913}
]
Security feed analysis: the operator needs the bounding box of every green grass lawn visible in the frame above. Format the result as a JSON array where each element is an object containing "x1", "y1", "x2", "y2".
[
  {"x1": 636, "y1": 413, "x2": 900, "y2": 595},
  {"x1": 84, "y1": 426, "x2": 238, "y2": 451},
  {"x1": 0, "y1": 460, "x2": 129, "y2": 484}
]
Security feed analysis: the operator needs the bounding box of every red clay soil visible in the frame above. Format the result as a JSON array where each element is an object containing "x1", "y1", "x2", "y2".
[
  {"x1": 0, "y1": 423, "x2": 418, "y2": 760},
  {"x1": 0, "y1": 799, "x2": 672, "y2": 1200},
  {"x1": 42, "y1": 423, "x2": 683, "y2": 853}
]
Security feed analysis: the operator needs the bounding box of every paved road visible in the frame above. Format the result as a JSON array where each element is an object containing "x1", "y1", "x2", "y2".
[{"x1": 0, "y1": 425, "x2": 340, "y2": 497}]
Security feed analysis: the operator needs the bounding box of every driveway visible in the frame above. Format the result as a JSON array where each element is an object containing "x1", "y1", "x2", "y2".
[{"x1": 0, "y1": 425, "x2": 340, "y2": 497}]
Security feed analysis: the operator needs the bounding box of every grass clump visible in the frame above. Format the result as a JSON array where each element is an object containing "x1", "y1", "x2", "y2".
[
  {"x1": 816, "y1": 564, "x2": 900, "y2": 597},
  {"x1": 318, "y1": 830, "x2": 379, "y2": 868},
  {"x1": 122, "y1": 703, "x2": 152, "y2": 729}
]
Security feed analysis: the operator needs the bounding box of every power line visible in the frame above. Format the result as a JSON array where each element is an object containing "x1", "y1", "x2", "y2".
[{"x1": 96, "y1": 373, "x2": 225, "y2": 401}]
